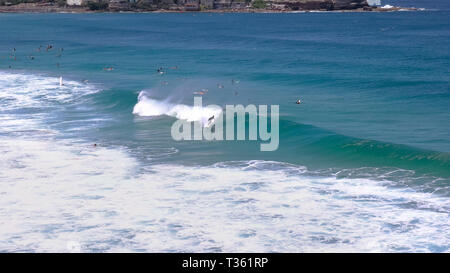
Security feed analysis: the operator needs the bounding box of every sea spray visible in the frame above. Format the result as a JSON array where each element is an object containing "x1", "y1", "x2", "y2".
[
  {"x1": 133, "y1": 93, "x2": 279, "y2": 151},
  {"x1": 133, "y1": 91, "x2": 222, "y2": 126}
]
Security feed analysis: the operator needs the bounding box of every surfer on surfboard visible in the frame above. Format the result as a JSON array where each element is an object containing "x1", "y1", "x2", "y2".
[{"x1": 207, "y1": 115, "x2": 215, "y2": 127}]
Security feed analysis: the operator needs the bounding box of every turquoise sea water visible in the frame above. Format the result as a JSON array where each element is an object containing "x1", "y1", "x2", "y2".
[{"x1": 0, "y1": 4, "x2": 449, "y2": 252}]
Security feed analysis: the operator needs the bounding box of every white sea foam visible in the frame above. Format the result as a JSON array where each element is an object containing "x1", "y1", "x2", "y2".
[
  {"x1": 133, "y1": 91, "x2": 222, "y2": 126},
  {"x1": 0, "y1": 72, "x2": 98, "y2": 111},
  {"x1": 0, "y1": 138, "x2": 448, "y2": 253},
  {"x1": 0, "y1": 71, "x2": 98, "y2": 134}
]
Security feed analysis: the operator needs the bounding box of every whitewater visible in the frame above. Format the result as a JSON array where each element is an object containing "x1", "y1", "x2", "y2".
[{"x1": 133, "y1": 91, "x2": 222, "y2": 126}]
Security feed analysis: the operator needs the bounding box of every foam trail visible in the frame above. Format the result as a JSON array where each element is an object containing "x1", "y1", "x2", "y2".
[
  {"x1": 133, "y1": 91, "x2": 222, "y2": 126},
  {"x1": 0, "y1": 71, "x2": 98, "y2": 111},
  {"x1": 0, "y1": 71, "x2": 99, "y2": 135}
]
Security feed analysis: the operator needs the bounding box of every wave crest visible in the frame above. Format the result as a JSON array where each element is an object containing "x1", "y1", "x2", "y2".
[{"x1": 132, "y1": 91, "x2": 222, "y2": 126}]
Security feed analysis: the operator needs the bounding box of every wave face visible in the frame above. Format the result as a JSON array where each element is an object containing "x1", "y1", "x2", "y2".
[
  {"x1": 276, "y1": 120, "x2": 450, "y2": 180},
  {"x1": 133, "y1": 91, "x2": 222, "y2": 126}
]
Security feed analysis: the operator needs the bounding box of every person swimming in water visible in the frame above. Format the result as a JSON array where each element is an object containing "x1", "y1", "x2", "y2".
[
  {"x1": 296, "y1": 99, "x2": 302, "y2": 104},
  {"x1": 207, "y1": 115, "x2": 215, "y2": 127}
]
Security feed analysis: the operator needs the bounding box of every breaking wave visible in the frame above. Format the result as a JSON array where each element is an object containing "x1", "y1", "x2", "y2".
[{"x1": 132, "y1": 91, "x2": 222, "y2": 126}]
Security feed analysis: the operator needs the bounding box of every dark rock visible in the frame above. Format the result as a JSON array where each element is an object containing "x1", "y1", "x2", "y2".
[
  {"x1": 285, "y1": 0, "x2": 334, "y2": 11},
  {"x1": 276, "y1": 0, "x2": 368, "y2": 11},
  {"x1": 332, "y1": 0, "x2": 367, "y2": 10}
]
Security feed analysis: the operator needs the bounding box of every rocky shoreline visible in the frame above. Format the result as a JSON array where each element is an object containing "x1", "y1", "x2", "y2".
[{"x1": 0, "y1": 2, "x2": 419, "y2": 13}]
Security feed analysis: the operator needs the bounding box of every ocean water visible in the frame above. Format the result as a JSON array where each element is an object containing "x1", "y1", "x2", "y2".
[{"x1": 0, "y1": 3, "x2": 449, "y2": 252}]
